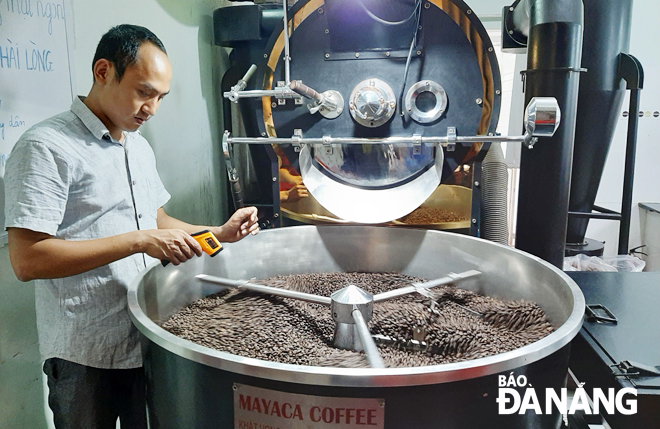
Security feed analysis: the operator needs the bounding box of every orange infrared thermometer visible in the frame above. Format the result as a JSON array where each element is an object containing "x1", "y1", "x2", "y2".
[
  {"x1": 161, "y1": 229, "x2": 223, "y2": 266},
  {"x1": 191, "y1": 229, "x2": 223, "y2": 257}
]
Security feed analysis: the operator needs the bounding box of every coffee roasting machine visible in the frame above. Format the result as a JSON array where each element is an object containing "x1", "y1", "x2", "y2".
[
  {"x1": 127, "y1": 0, "x2": 658, "y2": 428},
  {"x1": 216, "y1": 0, "x2": 643, "y2": 267}
]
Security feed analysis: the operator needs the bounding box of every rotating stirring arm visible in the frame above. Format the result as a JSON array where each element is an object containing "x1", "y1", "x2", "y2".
[
  {"x1": 372, "y1": 270, "x2": 481, "y2": 303},
  {"x1": 352, "y1": 307, "x2": 385, "y2": 368},
  {"x1": 196, "y1": 274, "x2": 331, "y2": 306}
]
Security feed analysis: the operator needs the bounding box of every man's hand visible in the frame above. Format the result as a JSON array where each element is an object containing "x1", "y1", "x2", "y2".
[
  {"x1": 139, "y1": 229, "x2": 203, "y2": 265},
  {"x1": 7, "y1": 226, "x2": 206, "y2": 281},
  {"x1": 283, "y1": 184, "x2": 308, "y2": 202},
  {"x1": 212, "y1": 207, "x2": 260, "y2": 243}
]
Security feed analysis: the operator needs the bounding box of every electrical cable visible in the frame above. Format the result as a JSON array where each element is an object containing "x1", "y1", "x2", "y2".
[
  {"x1": 357, "y1": 0, "x2": 419, "y2": 26},
  {"x1": 398, "y1": 0, "x2": 423, "y2": 117}
]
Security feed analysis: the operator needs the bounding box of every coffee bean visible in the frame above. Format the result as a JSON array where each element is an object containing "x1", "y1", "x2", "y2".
[{"x1": 161, "y1": 273, "x2": 554, "y2": 368}]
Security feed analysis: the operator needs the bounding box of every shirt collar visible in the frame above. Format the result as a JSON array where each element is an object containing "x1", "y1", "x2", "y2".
[{"x1": 70, "y1": 96, "x2": 140, "y2": 144}]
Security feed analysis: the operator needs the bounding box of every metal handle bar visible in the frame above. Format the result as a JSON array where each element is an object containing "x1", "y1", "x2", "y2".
[{"x1": 223, "y1": 131, "x2": 534, "y2": 147}]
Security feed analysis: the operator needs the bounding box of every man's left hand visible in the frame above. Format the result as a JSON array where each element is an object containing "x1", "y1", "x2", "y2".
[{"x1": 213, "y1": 207, "x2": 259, "y2": 243}]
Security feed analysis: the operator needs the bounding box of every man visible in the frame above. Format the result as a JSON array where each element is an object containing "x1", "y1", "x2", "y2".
[{"x1": 4, "y1": 24, "x2": 259, "y2": 428}]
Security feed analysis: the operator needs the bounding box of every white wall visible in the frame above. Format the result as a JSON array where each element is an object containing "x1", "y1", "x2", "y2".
[
  {"x1": 585, "y1": 0, "x2": 660, "y2": 258},
  {"x1": 463, "y1": 0, "x2": 504, "y2": 17},
  {"x1": 70, "y1": 0, "x2": 230, "y2": 226}
]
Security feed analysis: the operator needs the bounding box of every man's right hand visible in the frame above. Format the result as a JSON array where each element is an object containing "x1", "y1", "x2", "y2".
[
  {"x1": 285, "y1": 184, "x2": 308, "y2": 202},
  {"x1": 8, "y1": 227, "x2": 206, "y2": 281},
  {"x1": 139, "y1": 229, "x2": 203, "y2": 265}
]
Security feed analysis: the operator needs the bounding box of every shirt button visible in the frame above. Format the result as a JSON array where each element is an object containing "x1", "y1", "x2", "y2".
[
  {"x1": 132, "y1": 180, "x2": 136, "y2": 185},
  {"x1": 138, "y1": 214, "x2": 143, "y2": 219}
]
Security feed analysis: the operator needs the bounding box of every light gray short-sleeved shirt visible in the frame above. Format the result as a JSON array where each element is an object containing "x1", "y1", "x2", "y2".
[{"x1": 4, "y1": 96, "x2": 170, "y2": 369}]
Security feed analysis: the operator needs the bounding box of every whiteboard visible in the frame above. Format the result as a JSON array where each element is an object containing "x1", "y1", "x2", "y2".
[{"x1": 0, "y1": 0, "x2": 76, "y2": 245}]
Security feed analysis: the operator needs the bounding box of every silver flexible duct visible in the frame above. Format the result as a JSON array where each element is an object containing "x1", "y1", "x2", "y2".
[{"x1": 481, "y1": 142, "x2": 509, "y2": 245}]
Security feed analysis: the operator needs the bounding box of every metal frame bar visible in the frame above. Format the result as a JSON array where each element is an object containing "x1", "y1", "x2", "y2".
[
  {"x1": 224, "y1": 133, "x2": 535, "y2": 147},
  {"x1": 618, "y1": 83, "x2": 642, "y2": 254},
  {"x1": 568, "y1": 211, "x2": 621, "y2": 220}
]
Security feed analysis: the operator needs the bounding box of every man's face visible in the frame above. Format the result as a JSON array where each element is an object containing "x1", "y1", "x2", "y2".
[{"x1": 101, "y1": 42, "x2": 172, "y2": 133}]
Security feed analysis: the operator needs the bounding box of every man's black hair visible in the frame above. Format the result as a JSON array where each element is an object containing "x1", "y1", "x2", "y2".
[{"x1": 92, "y1": 24, "x2": 167, "y2": 82}]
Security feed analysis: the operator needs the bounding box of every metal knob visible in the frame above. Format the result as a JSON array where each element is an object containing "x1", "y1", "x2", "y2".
[
  {"x1": 349, "y1": 78, "x2": 396, "y2": 127},
  {"x1": 354, "y1": 89, "x2": 385, "y2": 120}
]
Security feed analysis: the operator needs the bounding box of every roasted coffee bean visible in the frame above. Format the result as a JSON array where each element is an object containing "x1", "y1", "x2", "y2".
[
  {"x1": 162, "y1": 273, "x2": 554, "y2": 368},
  {"x1": 398, "y1": 206, "x2": 468, "y2": 225}
]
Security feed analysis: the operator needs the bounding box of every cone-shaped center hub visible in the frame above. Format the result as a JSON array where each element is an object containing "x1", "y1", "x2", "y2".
[
  {"x1": 331, "y1": 285, "x2": 373, "y2": 306},
  {"x1": 331, "y1": 285, "x2": 373, "y2": 325},
  {"x1": 331, "y1": 285, "x2": 374, "y2": 351}
]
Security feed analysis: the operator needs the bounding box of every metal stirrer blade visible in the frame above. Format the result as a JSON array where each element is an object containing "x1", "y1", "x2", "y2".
[
  {"x1": 352, "y1": 307, "x2": 385, "y2": 368},
  {"x1": 372, "y1": 270, "x2": 481, "y2": 303},
  {"x1": 195, "y1": 274, "x2": 331, "y2": 306}
]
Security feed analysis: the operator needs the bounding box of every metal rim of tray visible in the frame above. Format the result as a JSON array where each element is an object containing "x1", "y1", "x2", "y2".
[
  {"x1": 128, "y1": 226, "x2": 584, "y2": 388},
  {"x1": 281, "y1": 185, "x2": 473, "y2": 230},
  {"x1": 279, "y1": 209, "x2": 471, "y2": 230}
]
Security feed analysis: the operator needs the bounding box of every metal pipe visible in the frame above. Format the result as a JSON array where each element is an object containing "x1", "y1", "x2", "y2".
[
  {"x1": 352, "y1": 308, "x2": 385, "y2": 368},
  {"x1": 195, "y1": 274, "x2": 332, "y2": 306},
  {"x1": 372, "y1": 270, "x2": 481, "y2": 303},
  {"x1": 513, "y1": 0, "x2": 584, "y2": 268},
  {"x1": 240, "y1": 65, "x2": 257, "y2": 86},
  {"x1": 282, "y1": 0, "x2": 291, "y2": 85},
  {"x1": 226, "y1": 134, "x2": 534, "y2": 146},
  {"x1": 568, "y1": 211, "x2": 621, "y2": 221},
  {"x1": 481, "y1": 143, "x2": 509, "y2": 245},
  {"x1": 224, "y1": 65, "x2": 261, "y2": 103},
  {"x1": 223, "y1": 89, "x2": 296, "y2": 99},
  {"x1": 289, "y1": 80, "x2": 323, "y2": 102},
  {"x1": 372, "y1": 334, "x2": 429, "y2": 353}
]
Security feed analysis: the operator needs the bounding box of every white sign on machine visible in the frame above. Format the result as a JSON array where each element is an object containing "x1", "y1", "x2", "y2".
[{"x1": 233, "y1": 383, "x2": 385, "y2": 429}]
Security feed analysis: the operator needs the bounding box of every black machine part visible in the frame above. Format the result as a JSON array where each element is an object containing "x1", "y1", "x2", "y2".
[
  {"x1": 565, "y1": 237, "x2": 605, "y2": 258},
  {"x1": 215, "y1": 0, "x2": 505, "y2": 228},
  {"x1": 566, "y1": 0, "x2": 636, "y2": 248},
  {"x1": 254, "y1": 0, "x2": 498, "y2": 149},
  {"x1": 568, "y1": 272, "x2": 660, "y2": 429},
  {"x1": 508, "y1": 0, "x2": 645, "y2": 263},
  {"x1": 509, "y1": 0, "x2": 584, "y2": 268}
]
